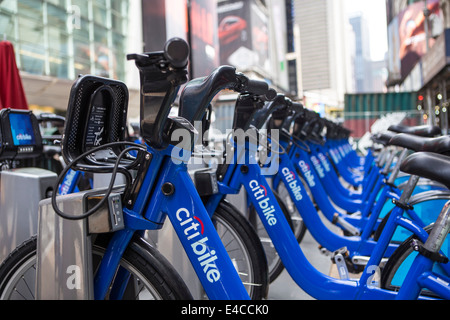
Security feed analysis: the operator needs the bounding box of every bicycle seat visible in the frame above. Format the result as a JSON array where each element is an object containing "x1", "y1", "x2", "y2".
[
  {"x1": 388, "y1": 124, "x2": 441, "y2": 137},
  {"x1": 389, "y1": 133, "x2": 450, "y2": 155},
  {"x1": 400, "y1": 152, "x2": 450, "y2": 189},
  {"x1": 371, "y1": 131, "x2": 396, "y2": 146}
]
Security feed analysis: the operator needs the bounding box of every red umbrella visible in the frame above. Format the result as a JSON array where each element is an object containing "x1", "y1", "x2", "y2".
[{"x1": 0, "y1": 41, "x2": 28, "y2": 109}]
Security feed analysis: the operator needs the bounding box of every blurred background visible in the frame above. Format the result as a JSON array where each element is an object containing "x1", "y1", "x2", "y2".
[{"x1": 0, "y1": 0, "x2": 449, "y2": 142}]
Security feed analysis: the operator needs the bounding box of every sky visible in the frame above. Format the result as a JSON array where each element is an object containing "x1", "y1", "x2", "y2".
[{"x1": 344, "y1": 0, "x2": 388, "y2": 61}]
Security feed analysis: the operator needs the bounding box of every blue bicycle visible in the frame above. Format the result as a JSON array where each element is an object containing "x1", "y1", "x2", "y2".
[
  {"x1": 197, "y1": 90, "x2": 449, "y2": 299},
  {"x1": 0, "y1": 39, "x2": 272, "y2": 300}
]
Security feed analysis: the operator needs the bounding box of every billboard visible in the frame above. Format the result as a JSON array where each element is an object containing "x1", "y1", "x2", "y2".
[
  {"x1": 217, "y1": 0, "x2": 269, "y2": 73},
  {"x1": 189, "y1": 0, "x2": 220, "y2": 77},
  {"x1": 397, "y1": 0, "x2": 442, "y2": 79},
  {"x1": 387, "y1": 16, "x2": 401, "y2": 82},
  {"x1": 141, "y1": 0, "x2": 188, "y2": 51},
  {"x1": 141, "y1": 0, "x2": 219, "y2": 78}
]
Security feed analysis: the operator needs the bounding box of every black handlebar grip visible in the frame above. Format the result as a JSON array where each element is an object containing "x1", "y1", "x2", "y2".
[
  {"x1": 246, "y1": 79, "x2": 269, "y2": 96},
  {"x1": 291, "y1": 102, "x2": 304, "y2": 113},
  {"x1": 265, "y1": 88, "x2": 277, "y2": 100},
  {"x1": 164, "y1": 38, "x2": 190, "y2": 69}
]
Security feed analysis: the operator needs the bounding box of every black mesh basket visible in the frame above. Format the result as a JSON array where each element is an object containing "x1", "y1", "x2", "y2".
[{"x1": 61, "y1": 75, "x2": 129, "y2": 168}]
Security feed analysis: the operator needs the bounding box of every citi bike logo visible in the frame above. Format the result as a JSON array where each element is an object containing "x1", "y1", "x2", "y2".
[
  {"x1": 310, "y1": 155, "x2": 325, "y2": 178},
  {"x1": 317, "y1": 153, "x2": 331, "y2": 172},
  {"x1": 176, "y1": 208, "x2": 221, "y2": 283},
  {"x1": 16, "y1": 133, "x2": 32, "y2": 141},
  {"x1": 298, "y1": 160, "x2": 315, "y2": 187},
  {"x1": 59, "y1": 169, "x2": 77, "y2": 195},
  {"x1": 281, "y1": 167, "x2": 303, "y2": 201},
  {"x1": 329, "y1": 149, "x2": 340, "y2": 164},
  {"x1": 248, "y1": 180, "x2": 277, "y2": 226}
]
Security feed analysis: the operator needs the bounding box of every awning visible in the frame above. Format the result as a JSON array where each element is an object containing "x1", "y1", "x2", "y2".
[{"x1": 0, "y1": 41, "x2": 28, "y2": 109}]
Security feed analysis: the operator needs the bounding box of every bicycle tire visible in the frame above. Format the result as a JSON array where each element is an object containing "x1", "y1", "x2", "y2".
[
  {"x1": 213, "y1": 199, "x2": 269, "y2": 299},
  {"x1": 0, "y1": 235, "x2": 193, "y2": 300},
  {"x1": 380, "y1": 224, "x2": 449, "y2": 298}
]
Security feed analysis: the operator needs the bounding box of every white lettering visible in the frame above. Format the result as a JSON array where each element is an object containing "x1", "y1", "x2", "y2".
[
  {"x1": 298, "y1": 160, "x2": 315, "y2": 187},
  {"x1": 66, "y1": 265, "x2": 81, "y2": 290},
  {"x1": 248, "y1": 181, "x2": 277, "y2": 226},
  {"x1": 176, "y1": 208, "x2": 220, "y2": 283},
  {"x1": 281, "y1": 167, "x2": 303, "y2": 201}
]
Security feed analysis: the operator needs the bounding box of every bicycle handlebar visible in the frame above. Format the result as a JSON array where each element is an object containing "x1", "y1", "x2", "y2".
[
  {"x1": 239, "y1": 77, "x2": 276, "y2": 100},
  {"x1": 233, "y1": 93, "x2": 285, "y2": 131},
  {"x1": 128, "y1": 38, "x2": 190, "y2": 149},
  {"x1": 127, "y1": 37, "x2": 189, "y2": 71},
  {"x1": 164, "y1": 37, "x2": 190, "y2": 68},
  {"x1": 179, "y1": 66, "x2": 275, "y2": 125}
]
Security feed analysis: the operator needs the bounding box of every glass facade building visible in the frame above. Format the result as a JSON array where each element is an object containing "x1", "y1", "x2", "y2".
[{"x1": 0, "y1": 0, "x2": 129, "y2": 81}]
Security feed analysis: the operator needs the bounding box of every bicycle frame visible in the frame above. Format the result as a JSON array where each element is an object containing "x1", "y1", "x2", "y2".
[
  {"x1": 295, "y1": 135, "x2": 450, "y2": 236},
  {"x1": 204, "y1": 137, "x2": 449, "y2": 299},
  {"x1": 58, "y1": 168, "x2": 93, "y2": 195},
  {"x1": 92, "y1": 144, "x2": 250, "y2": 300}
]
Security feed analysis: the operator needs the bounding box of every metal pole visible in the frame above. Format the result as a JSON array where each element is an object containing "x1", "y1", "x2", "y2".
[
  {"x1": 442, "y1": 79, "x2": 448, "y2": 134},
  {"x1": 424, "y1": 0, "x2": 431, "y2": 52},
  {"x1": 426, "y1": 87, "x2": 436, "y2": 126}
]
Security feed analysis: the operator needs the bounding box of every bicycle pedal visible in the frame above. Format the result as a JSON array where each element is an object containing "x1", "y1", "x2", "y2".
[
  {"x1": 333, "y1": 253, "x2": 349, "y2": 280},
  {"x1": 330, "y1": 247, "x2": 363, "y2": 275}
]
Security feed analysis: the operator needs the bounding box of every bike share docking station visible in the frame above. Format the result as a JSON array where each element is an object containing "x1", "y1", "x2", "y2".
[
  {"x1": 29, "y1": 46, "x2": 208, "y2": 299},
  {"x1": 32, "y1": 72, "x2": 203, "y2": 299},
  {"x1": 36, "y1": 188, "x2": 124, "y2": 299},
  {"x1": 0, "y1": 109, "x2": 57, "y2": 264},
  {"x1": 35, "y1": 75, "x2": 129, "y2": 299}
]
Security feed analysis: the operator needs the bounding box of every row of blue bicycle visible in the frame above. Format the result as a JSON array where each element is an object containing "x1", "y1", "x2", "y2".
[{"x1": 0, "y1": 38, "x2": 448, "y2": 300}]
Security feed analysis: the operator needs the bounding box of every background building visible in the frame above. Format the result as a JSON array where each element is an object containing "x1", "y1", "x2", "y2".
[
  {"x1": 349, "y1": 14, "x2": 372, "y2": 93},
  {"x1": 0, "y1": 0, "x2": 296, "y2": 124},
  {"x1": 2, "y1": 0, "x2": 409, "y2": 137},
  {"x1": 0, "y1": 0, "x2": 143, "y2": 117},
  {"x1": 292, "y1": 0, "x2": 356, "y2": 117},
  {"x1": 385, "y1": 0, "x2": 449, "y2": 133}
]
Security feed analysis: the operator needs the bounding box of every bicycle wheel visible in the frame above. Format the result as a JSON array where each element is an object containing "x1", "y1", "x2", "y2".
[
  {"x1": 213, "y1": 199, "x2": 269, "y2": 300},
  {"x1": 380, "y1": 225, "x2": 450, "y2": 298},
  {"x1": 0, "y1": 235, "x2": 193, "y2": 300},
  {"x1": 250, "y1": 190, "x2": 294, "y2": 283}
]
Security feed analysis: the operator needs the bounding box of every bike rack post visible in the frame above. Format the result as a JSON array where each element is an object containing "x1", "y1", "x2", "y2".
[
  {"x1": 35, "y1": 188, "x2": 124, "y2": 299},
  {"x1": 0, "y1": 168, "x2": 57, "y2": 263}
]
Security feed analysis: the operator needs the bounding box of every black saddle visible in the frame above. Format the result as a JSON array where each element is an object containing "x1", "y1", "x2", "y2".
[
  {"x1": 388, "y1": 124, "x2": 441, "y2": 137},
  {"x1": 389, "y1": 133, "x2": 450, "y2": 155},
  {"x1": 400, "y1": 152, "x2": 450, "y2": 189}
]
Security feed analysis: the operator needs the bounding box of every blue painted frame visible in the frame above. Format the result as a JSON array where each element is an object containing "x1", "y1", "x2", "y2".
[
  {"x1": 204, "y1": 137, "x2": 449, "y2": 299},
  {"x1": 92, "y1": 144, "x2": 250, "y2": 300}
]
